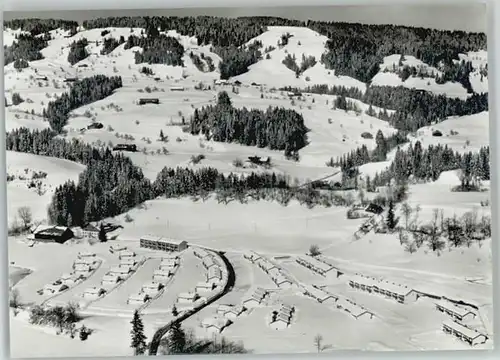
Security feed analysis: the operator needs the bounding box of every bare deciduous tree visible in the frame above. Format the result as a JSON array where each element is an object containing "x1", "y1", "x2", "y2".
[
  {"x1": 309, "y1": 244, "x2": 321, "y2": 257},
  {"x1": 17, "y1": 206, "x2": 32, "y2": 229},
  {"x1": 314, "y1": 334, "x2": 323, "y2": 353},
  {"x1": 401, "y1": 202, "x2": 412, "y2": 230}
]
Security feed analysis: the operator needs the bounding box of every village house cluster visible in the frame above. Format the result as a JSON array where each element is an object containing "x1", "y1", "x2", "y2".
[
  {"x1": 347, "y1": 273, "x2": 419, "y2": 304},
  {"x1": 302, "y1": 284, "x2": 374, "y2": 320},
  {"x1": 244, "y1": 251, "x2": 293, "y2": 288}
]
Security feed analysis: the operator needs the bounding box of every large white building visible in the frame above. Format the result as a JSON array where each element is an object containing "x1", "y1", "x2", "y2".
[
  {"x1": 140, "y1": 235, "x2": 188, "y2": 252},
  {"x1": 335, "y1": 297, "x2": 375, "y2": 320},
  {"x1": 442, "y1": 320, "x2": 488, "y2": 346},
  {"x1": 435, "y1": 300, "x2": 476, "y2": 322},
  {"x1": 296, "y1": 255, "x2": 337, "y2": 277},
  {"x1": 302, "y1": 285, "x2": 338, "y2": 304},
  {"x1": 348, "y1": 273, "x2": 419, "y2": 304}
]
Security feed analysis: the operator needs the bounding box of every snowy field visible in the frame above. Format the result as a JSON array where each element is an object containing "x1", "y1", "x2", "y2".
[{"x1": 5, "y1": 22, "x2": 492, "y2": 357}]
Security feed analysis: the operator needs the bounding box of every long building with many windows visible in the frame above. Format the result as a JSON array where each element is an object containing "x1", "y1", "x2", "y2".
[{"x1": 139, "y1": 235, "x2": 188, "y2": 252}]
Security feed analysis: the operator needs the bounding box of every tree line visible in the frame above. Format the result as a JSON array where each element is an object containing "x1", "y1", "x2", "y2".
[
  {"x1": 215, "y1": 40, "x2": 263, "y2": 79},
  {"x1": 42, "y1": 74, "x2": 123, "y2": 132},
  {"x1": 124, "y1": 34, "x2": 185, "y2": 66},
  {"x1": 366, "y1": 142, "x2": 490, "y2": 191},
  {"x1": 67, "y1": 38, "x2": 89, "y2": 65},
  {"x1": 189, "y1": 91, "x2": 309, "y2": 157},
  {"x1": 4, "y1": 33, "x2": 48, "y2": 65},
  {"x1": 307, "y1": 20, "x2": 486, "y2": 83},
  {"x1": 100, "y1": 36, "x2": 125, "y2": 55},
  {"x1": 282, "y1": 84, "x2": 488, "y2": 132},
  {"x1": 3, "y1": 18, "x2": 78, "y2": 36}
]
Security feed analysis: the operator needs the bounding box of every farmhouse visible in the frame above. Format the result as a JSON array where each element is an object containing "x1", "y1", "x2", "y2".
[
  {"x1": 202, "y1": 317, "x2": 232, "y2": 333},
  {"x1": 196, "y1": 281, "x2": 216, "y2": 292},
  {"x1": 109, "y1": 244, "x2": 127, "y2": 254},
  {"x1": 142, "y1": 281, "x2": 163, "y2": 296},
  {"x1": 296, "y1": 255, "x2": 335, "y2": 276},
  {"x1": 82, "y1": 224, "x2": 99, "y2": 239},
  {"x1": 138, "y1": 98, "x2": 160, "y2": 105},
  {"x1": 364, "y1": 203, "x2": 384, "y2": 215},
  {"x1": 435, "y1": 301, "x2": 476, "y2": 322},
  {"x1": 243, "y1": 251, "x2": 262, "y2": 263},
  {"x1": 336, "y1": 298, "x2": 374, "y2": 320},
  {"x1": 193, "y1": 248, "x2": 210, "y2": 259},
  {"x1": 302, "y1": 285, "x2": 337, "y2": 304},
  {"x1": 33, "y1": 226, "x2": 74, "y2": 244},
  {"x1": 140, "y1": 235, "x2": 188, "y2": 252},
  {"x1": 442, "y1": 320, "x2": 488, "y2": 346},
  {"x1": 113, "y1": 144, "x2": 137, "y2": 152},
  {"x1": 348, "y1": 274, "x2": 419, "y2": 304},
  {"x1": 83, "y1": 287, "x2": 106, "y2": 300},
  {"x1": 153, "y1": 268, "x2": 172, "y2": 281},
  {"x1": 177, "y1": 292, "x2": 199, "y2": 303},
  {"x1": 101, "y1": 274, "x2": 121, "y2": 286},
  {"x1": 128, "y1": 292, "x2": 150, "y2": 305}
]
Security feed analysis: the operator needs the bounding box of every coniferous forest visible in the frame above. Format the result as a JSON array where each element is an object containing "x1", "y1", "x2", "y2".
[
  {"x1": 190, "y1": 91, "x2": 309, "y2": 157},
  {"x1": 42, "y1": 75, "x2": 123, "y2": 132}
]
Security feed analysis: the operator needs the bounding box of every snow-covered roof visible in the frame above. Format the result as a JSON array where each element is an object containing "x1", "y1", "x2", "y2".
[
  {"x1": 61, "y1": 273, "x2": 76, "y2": 280},
  {"x1": 194, "y1": 247, "x2": 210, "y2": 258},
  {"x1": 110, "y1": 266, "x2": 130, "y2": 274},
  {"x1": 154, "y1": 268, "x2": 171, "y2": 276},
  {"x1": 162, "y1": 255, "x2": 180, "y2": 261},
  {"x1": 435, "y1": 300, "x2": 475, "y2": 317},
  {"x1": 178, "y1": 292, "x2": 197, "y2": 299},
  {"x1": 348, "y1": 273, "x2": 414, "y2": 296},
  {"x1": 280, "y1": 304, "x2": 294, "y2": 312},
  {"x1": 84, "y1": 287, "x2": 104, "y2": 294},
  {"x1": 110, "y1": 244, "x2": 127, "y2": 251},
  {"x1": 78, "y1": 250, "x2": 96, "y2": 257},
  {"x1": 303, "y1": 285, "x2": 336, "y2": 302},
  {"x1": 275, "y1": 313, "x2": 290, "y2": 323},
  {"x1": 244, "y1": 251, "x2": 262, "y2": 262},
  {"x1": 142, "y1": 281, "x2": 160, "y2": 289},
  {"x1": 208, "y1": 266, "x2": 222, "y2": 278},
  {"x1": 140, "y1": 235, "x2": 186, "y2": 246},
  {"x1": 244, "y1": 294, "x2": 263, "y2": 303},
  {"x1": 102, "y1": 274, "x2": 120, "y2": 282},
  {"x1": 160, "y1": 258, "x2": 178, "y2": 266},
  {"x1": 74, "y1": 264, "x2": 91, "y2": 271},
  {"x1": 297, "y1": 255, "x2": 334, "y2": 273},
  {"x1": 203, "y1": 256, "x2": 217, "y2": 268},
  {"x1": 202, "y1": 316, "x2": 230, "y2": 329},
  {"x1": 129, "y1": 292, "x2": 147, "y2": 301},
  {"x1": 119, "y1": 250, "x2": 135, "y2": 257},
  {"x1": 443, "y1": 320, "x2": 487, "y2": 340},
  {"x1": 120, "y1": 257, "x2": 136, "y2": 265},
  {"x1": 196, "y1": 281, "x2": 215, "y2": 288},
  {"x1": 336, "y1": 297, "x2": 372, "y2": 318}
]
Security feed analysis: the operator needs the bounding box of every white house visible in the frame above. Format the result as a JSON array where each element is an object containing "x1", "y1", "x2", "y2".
[
  {"x1": 60, "y1": 273, "x2": 81, "y2": 286},
  {"x1": 102, "y1": 274, "x2": 121, "y2": 286},
  {"x1": 272, "y1": 273, "x2": 292, "y2": 288},
  {"x1": 109, "y1": 244, "x2": 127, "y2": 254},
  {"x1": 142, "y1": 281, "x2": 162, "y2": 296},
  {"x1": 222, "y1": 305, "x2": 246, "y2": 319},
  {"x1": 140, "y1": 235, "x2": 188, "y2": 252},
  {"x1": 77, "y1": 250, "x2": 96, "y2": 259},
  {"x1": 296, "y1": 255, "x2": 335, "y2": 276},
  {"x1": 202, "y1": 317, "x2": 232, "y2": 333},
  {"x1": 110, "y1": 266, "x2": 132, "y2": 276},
  {"x1": 196, "y1": 281, "x2": 216, "y2": 292},
  {"x1": 74, "y1": 263, "x2": 91, "y2": 275},
  {"x1": 302, "y1": 285, "x2": 338, "y2": 304},
  {"x1": 74, "y1": 257, "x2": 97, "y2": 267},
  {"x1": 178, "y1": 292, "x2": 199, "y2": 303},
  {"x1": 435, "y1": 300, "x2": 476, "y2": 322},
  {"x1": 336, "y1": 297, "x2": 374, "y2": 320},
  {"x1": 81, "y1": 224, "x2": 100, "y2": 239},
  {"x1": 153, "y1": 268, "x2": 172, "y2": 281},
  {"x1": 243, "y1": 294, "x2": 263, "y2": 307},
  {"x1": 207, "y1": 266, "x2": 222, "y2": 282},
  {"x1": 118, "y1": 250, "x2": 136, "y2": 259},
  {"x1": 193, "y1": 247, "x2": 210, "y2": 259},
  {"x1": 120, "y1": 258, "x2": 137, "y2": 268},
  {"x1": 160, "y1": 258, "x2": 179, "y2": 270},
  {"x1": 442, "y1": 320, "x2": 488, "y2": 346},
  {"x1": 83, "y1": 287, "x2": 106, "y2": 300},
  {"x1": 128, "y1": 292, "x2": 150, "y2": 305},
  {"x1": 348, "y1": 273, "x2": 419, "y2": 304}
]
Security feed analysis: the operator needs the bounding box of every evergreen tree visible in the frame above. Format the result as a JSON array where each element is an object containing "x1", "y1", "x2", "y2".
[
  {"x1": 386, "y1": 201, "x2": 396, "y2": 230},
  {"x1": 98, "y1": 223, "x2": 107, "y2": 242},
  {"x1": 167, "y1": 322, "x2": 186, "y2": 354},
  {"x1": 130, "y1": 310, "x2": 147, "y2": 355}
]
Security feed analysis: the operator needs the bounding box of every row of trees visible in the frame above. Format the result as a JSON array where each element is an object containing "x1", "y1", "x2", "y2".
[
  {"x1": 328, "y1": 130, "x2": 409, "y2": 169},
  {"x1": 124, "y1": 34, "x2": 185, "y2": 66},
  {"x1": 282, "y1": 84, "x2": 488, "y2": 132},
  {"x1": 190, "y1": 91, "x2": 309, "y2": 157},
  {"x1": 3, "y1": 18, "x2": 78, "y2": 36},
  {"x1": 42, "y1": 74, "x2": 123, "y2": 132},
  {"x1": 282, "y1": 53, "x2": 317, "y2": 77},
  {"x1": 100, "y1": 36, "x2": 125, "y2": 55},
  {"x1": 4, "y1": 33, "x2": 48, "y2": 65},
  {"x1": 367, "y1": 142, "x2": 490, "y2": 190},
  {"x1": 215, "y1": 40, "x2": 263, "y2": 79}
]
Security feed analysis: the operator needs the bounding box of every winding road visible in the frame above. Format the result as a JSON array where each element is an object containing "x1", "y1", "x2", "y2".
[{"x1": 147, "y1": 250, "x2": 236, "y2": 356}]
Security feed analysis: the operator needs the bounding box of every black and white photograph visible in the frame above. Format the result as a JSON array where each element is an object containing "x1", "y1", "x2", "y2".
[{"x1": 2, "y1": 2, "x2": 493, "y2": 358}]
